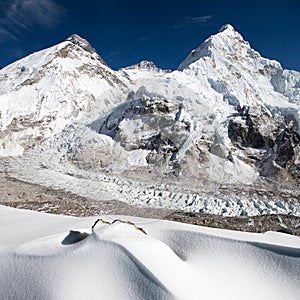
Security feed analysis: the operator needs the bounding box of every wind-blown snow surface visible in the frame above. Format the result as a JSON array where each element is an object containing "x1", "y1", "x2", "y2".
[{"x1": 0, "y1": 205, "x2": 299, "y2": 300}]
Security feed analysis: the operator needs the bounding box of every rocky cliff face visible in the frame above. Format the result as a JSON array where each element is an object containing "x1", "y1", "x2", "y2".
[
  {"x1": 100, "y1": 88, "x2": 195, "y2": 164},
  {"x1": 227, "y1": 104, "x2": 299, "y2": 182}
]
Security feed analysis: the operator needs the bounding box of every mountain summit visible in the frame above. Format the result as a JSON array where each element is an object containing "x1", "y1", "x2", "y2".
[
  {"x1": 178, "y1": 24, "x2": 247, "y2": 70},
  {"x1": 66, "y1": 34, "x2": 109, "y2": 66},
  {"x1": 66, "y1": 34, "x2": 97, "y2": 54}
]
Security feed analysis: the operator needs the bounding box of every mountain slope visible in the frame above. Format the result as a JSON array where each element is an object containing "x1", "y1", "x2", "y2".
[{"x1": 177, "y1": 24, "x2": 300, "y2": 183}]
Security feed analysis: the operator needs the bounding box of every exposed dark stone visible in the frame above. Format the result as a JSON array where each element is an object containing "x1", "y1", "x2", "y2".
[
  {"x1": 99, "y1": 93, "x2": 191, "y2": 168},
  {"x1": 228, "y1": 105, "x2": 284, "y2": 149},
  {"x1": 228, "y1": 119, "x2": 248, "y2": 145},
  {"x1": 284, "y1": 114, "x2": 299, "y2": 132},
  {"x1": 274, "y1": 129, "x2": 299, "y2": 167},
  {"x1": 228, "y1": 105, "x2": 300, "y2": 182}
]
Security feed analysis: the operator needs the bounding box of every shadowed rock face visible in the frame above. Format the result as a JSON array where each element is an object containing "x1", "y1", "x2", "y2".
[
  {"x1": 228, "y1": 105, "x2": 284, "y2": 149},
  {"x1": 269, "y1": 129, "x2": 300, "y2": 179},
  {"x1": 275, "y1": 129, "x2": 300, "y2": 167},
  {"x1": 99, "y1": 93, "x2": 193, "y2": 163},
  {"x1": 228, "y1": 105, "x2": 300, "y2": 181}
]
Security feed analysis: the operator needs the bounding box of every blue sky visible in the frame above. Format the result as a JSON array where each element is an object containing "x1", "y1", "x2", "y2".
[{"x1": 0, "y1": 0, "x2": 299, "y2": 71}]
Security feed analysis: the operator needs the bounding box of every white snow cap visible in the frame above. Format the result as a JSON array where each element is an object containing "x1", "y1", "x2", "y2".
[
  {"x1": 65, "y1": 33, "x2": 108, "y2": 65},
  {"x1": 177, "y1": 24, "x2": 244, "y2": 70},
  {"x1": 218, "y1": 23, "x2": 235, "y2": 32},
  {"x1": 66, "y1": 34, "x2": 93, "y2": 49}
]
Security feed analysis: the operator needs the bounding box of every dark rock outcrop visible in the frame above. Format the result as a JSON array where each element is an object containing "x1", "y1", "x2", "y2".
[
  {"x1": 228, "y1": 105, "x2": 300, "y2": 182},
  {"x1": 228, "y1": 105, "x2": 284, "y2": 149}
]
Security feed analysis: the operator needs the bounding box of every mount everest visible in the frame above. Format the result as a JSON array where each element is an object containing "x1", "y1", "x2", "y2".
[{"x1": 0, "y1": 24, "x2": 299, "y2": 217}]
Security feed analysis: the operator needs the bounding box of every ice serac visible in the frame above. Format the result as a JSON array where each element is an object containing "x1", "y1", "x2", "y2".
[{"x1": 0, "y1": 34, "x2": 127, "y2": 156}]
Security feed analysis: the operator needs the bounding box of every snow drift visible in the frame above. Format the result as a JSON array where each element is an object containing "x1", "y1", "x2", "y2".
[{"x1": 0, "y1": 205, "x2": 299, "y2": 300}]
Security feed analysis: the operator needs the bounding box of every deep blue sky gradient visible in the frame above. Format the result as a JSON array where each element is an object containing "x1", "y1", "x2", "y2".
[{"x1": 0, "y1": 0, "x2": 299, "y2": 71}]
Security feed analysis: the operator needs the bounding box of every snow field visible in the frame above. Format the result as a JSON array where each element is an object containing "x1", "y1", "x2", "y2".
[{"x1": 0, "y1": 205, "x2": 299, "y2": 300}]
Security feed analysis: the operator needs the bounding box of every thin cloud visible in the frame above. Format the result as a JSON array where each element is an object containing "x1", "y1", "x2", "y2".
[
  {"x1": 174, "y1": 15, "x2": 213, "y2": 29},
  {"x1": 0, "y1": 0, "x2": 66, "y2": 42},
  {"x1": 105, "y1": 51, "x2": 120, "y2": 61},
  {"x1": 0, "y1": 26, "x2": 18, "y2": 42}
]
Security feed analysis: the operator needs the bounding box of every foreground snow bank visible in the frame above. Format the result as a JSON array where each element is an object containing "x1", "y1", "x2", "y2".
[{"x1": 0, "y1": 205, "x2": 299, "y2": 300}]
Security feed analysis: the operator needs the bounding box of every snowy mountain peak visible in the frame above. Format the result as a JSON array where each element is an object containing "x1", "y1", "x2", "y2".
[
  {"x1": 213, "y1": 23, "x2": 247, "y2": 45},
  {"x1": 0, "y1": 33, "x2": 128, "y2": 156},
  {"x1": 177, "y1": 23, "x2": 299, "y2": 111},
  {"x1": 217, "y1": 24, "x2": 246, "y2": 39},
  {"x1": 66, "y1": 34, "x2": 96, "y2": 54},
  {"x1": 214, "y1": 24, "x2": 248, "y2": 45},
  {"x1": 123, "y1": 60, "x2": 166, "y2": 73},
  {"x1": 134, "y1": 60, "x2": 158, "y2": 70},
  {"x1": 178, "y1": 24, "x2": 249, "y2": 70},
  {"x1": 218, "y1": 23, "x2": 235, "y2": 32},
  {"x1": 64, "y1": 34, "x2": 108, "y2": 66}
]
